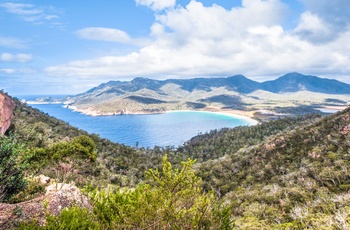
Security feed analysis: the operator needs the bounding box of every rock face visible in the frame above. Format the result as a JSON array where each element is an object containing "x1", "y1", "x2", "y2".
[
  {"x1": 44, "y1": 183, "x2": 91, "y2": 216},
  {"x1": 0, "y1": 92, "x2": 16, "y2": 135},
  {"x1": 0, "y1": 183, "x2": 91, "y2": 228}
]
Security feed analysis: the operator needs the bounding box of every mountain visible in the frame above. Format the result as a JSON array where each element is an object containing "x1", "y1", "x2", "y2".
[
  {"x1": 34, "y1": 72, "x2": 350, "y2": 119},
  {"x1": 74, "y1": 72, "x2": 350, "y2": 97},
  {"x1": 261, "y1": 72, "x2": 350, "y2": 94}
]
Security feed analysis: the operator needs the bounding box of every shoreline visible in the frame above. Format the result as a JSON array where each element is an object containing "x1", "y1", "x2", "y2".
[
  {"x1": 66, "y1": 104, "x2": 259, "y2": 126},
  {"x1": 167, "y1": 109, "x2": 259, "y2": 126}
]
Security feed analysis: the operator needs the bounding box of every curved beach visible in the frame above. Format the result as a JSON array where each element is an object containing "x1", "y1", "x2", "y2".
[{"x1": 167, "y1": 108, "x2": 259, "y2": 126}]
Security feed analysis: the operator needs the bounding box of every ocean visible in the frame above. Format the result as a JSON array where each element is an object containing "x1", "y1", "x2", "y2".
[{"x1": 19, "y1": 95, "x2": 255, "y2": 148}]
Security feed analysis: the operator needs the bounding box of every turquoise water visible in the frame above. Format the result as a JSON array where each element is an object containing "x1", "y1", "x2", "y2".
[{"x1": 27, "y1": 103, "x2": 252, "y2": 148}]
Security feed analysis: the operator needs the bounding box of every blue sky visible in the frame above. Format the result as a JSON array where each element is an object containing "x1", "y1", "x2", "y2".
[{"x1": 1, "y1": 0, "x2": 350, "y2": 95}]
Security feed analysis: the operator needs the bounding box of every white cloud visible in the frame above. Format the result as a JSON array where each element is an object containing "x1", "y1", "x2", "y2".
[
  {"x1": 0, "y1": 2, "x2": 42, "y2": 15},
  {"x1": 0, "y1": 36, "x2": 27, "y2": 49},
  {"x1": 76, "y1": 27, "x2": 149, "y2": 46},
  {"x1": 293, "y1": 12, "x2": 333, "y2": 43},
  {"x1": 76, "y1": 28, "x2": 130, "y2": 43},
  {"x1": 298, "y1": 0, "x2": 350, "y2": 41},
  {"x1": 45, "y1": 0, "x2": 350, "y2": 82},
  {"x1": 0, "y1": 2, "x2": 59, "y2": 23},
  {"x1": 0, "y1": 53, "x2": 33, "y2": 62},
  {"x1": 301, "y1": 0, "x2": 350, "y2": 25},
  {"x1": 135, "y1": 0, "x2": 176, "y2": 11},
  {"x1": 0, "y1": 68, "x2": 16, "y2": 74},
  {"x1": 0, "y1": 68, "x2": 35, "y2": 74}
]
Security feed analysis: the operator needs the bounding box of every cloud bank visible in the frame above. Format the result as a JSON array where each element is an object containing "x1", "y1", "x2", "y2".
[{"x1": 45, "y1": 0, "x2": 350, "y2": 81}]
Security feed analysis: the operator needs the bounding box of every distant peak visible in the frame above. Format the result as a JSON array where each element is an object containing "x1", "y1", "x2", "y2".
[
  {"x1": 131, "y1": 77, "x2": 151, "y2": 82},
  {"x1": 228, "y1": 74, "x2": 247, "y2": 79},
  {"x1": 281, "y1": 72, "x2": 306, "y2": 78}
]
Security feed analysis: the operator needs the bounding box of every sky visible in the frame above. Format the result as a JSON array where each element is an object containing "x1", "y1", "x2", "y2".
[{"x1": 1, "y1": 0, "x2": 350, "y2": 95}]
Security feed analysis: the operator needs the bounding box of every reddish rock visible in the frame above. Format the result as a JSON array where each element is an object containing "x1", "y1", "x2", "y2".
[{"x1": 0, "y1": 92, "x2": 16, "y2": 135}]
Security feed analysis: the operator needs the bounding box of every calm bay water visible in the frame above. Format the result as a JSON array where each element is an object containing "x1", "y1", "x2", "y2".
[{"x1": 26, "y1": 101, "x2": 252, "y2": 148}]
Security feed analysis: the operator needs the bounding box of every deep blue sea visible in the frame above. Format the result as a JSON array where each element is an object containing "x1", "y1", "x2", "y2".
[{"x1": 18, "y1": 95, "x2": 254, "y2": 148}]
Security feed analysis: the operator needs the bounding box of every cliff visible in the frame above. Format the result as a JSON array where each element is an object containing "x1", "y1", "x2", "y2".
[{"x1": 0, "y1": 92, "x2": 15, "y2": 134}]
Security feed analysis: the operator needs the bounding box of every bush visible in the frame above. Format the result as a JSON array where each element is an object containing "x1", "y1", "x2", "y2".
[
  {"x1": 28, "y1": 135, "x2": 97, "y2": 170},
  {"x1": 20, "y1": 207, "x2": 99, "y2": 230},
  {"x1": 0, "y1": 135, "x2": 27, "y2": 202},
  {"x1": 22, "y1": 156, "x2": 231, "y2": 229},
  {"x1": 90, "y1": 155, "x2": 231, "y2": 229}
]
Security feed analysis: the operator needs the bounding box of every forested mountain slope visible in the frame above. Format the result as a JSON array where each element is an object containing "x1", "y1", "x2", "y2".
[
  {"x1": 3, "y1": 92, "x2": 350, "y2": 228},
  {"x1": 193, "y1": 106, "x2": 350, "y2": 228}
]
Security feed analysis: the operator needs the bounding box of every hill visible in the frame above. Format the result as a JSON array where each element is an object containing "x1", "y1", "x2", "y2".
[
  {"x1": 3, "y1": 91, "x2": 350, "y2": 228},
  {"x1": 8, "y1": 94, "x2": 168, "y2": 189},
  {"x1": 191, "y1": 106, "x2": 350, "y2": 228},
  {"x1": 45, "y1": 72, "x2": 350, "y2": 119}
]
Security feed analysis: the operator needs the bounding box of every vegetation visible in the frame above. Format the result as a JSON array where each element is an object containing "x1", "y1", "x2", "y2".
[
  {"x1": 195, "y1": 107, "x2": 350, "y2": 228},
  {"x1": 273, "y1": 105, "x2": 325, "y2": 116},
  {"x1": 126, "y1": 95, "x2": 167, "y2": 104},
  {"x1": 3, "y1": 94, "x2": 350, "y2": 228},
  {"x1": 10, "y1": 97, "x2": 162, "y2": 188},
  {"x1": 179, "y1": 114, "x2": 319, "y2": 162},
  {"x1": 21, "y1": 156, "x2": 230, "y2": 229},
  {"x1": 0, "y1": 135, "x2": 27, "y2": 202}
]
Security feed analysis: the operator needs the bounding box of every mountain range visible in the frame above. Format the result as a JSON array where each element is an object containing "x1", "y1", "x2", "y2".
[
  {"x1": 37, "y1": 72, "x2": 350, "y2": 118},
  {"x1": 82, "y1": 72, "x2": 350, "y2": 95}
]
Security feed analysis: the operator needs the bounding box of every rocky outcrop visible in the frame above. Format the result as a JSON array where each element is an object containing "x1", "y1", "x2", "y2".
[
  {"x1": 0, "y1": 183, "x2": 91, "y2": 228},
  {"x1": 0, "y1": 92, "x2": 15, "y2": 135}
]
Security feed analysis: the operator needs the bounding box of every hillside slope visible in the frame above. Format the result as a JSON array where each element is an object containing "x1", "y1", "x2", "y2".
[
  {"x1": 10, "y1": 96, "x2": 165, "y2": 188},
  {"x1": 3, "y1": 92, "x2": 350, "y2": 228},
  {"x1": 192, "y1": 106, "x2": 350, "y2": 228}
]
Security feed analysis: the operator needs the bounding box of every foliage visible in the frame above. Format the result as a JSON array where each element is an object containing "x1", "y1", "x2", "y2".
[
  {"x1": 26, "y1": 135, "x2": 96, "y2": 173},
  {"x1": 194, "y1": 107, "x2": 350, "y2": 227},
  {"x1": 7, "y1": 93, "x2": 350, "y2": 229},
  {"x1": 19, "y1": 207, "x2": 99, "y2": 230},
  {"x1": 90, "y1": 155, "x2": 229, "y2": 229},
  {"x1": 179, "y1": 114, "x2": 319, "y2": 163},
  {"x1": 9, "y1": 177, "x2": 46, "y2": 203},
  {"x1": 21, "y1": 156, "x2": 231, "y2": 229},
  {"x1": 10, "y1": 97, "x2": 165, "y2": 188},
  {"x1": 0, "y1": 135, "x2": 28, "y2": 202}
]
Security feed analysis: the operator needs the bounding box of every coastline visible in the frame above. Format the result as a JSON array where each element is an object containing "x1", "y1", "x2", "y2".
[
  {"x1": 200, "y1": 106, "x2": 259, "y2": 125},
  {"x1": 167, "y1": 108, "x2": 259, "y2": 126},
  {"x1": 67, "y1": 104, "x2": 259, "y2": 126}
]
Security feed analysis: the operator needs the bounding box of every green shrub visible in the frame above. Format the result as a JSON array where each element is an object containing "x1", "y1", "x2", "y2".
[
  {"x1": 20, "y1": 207, "x2": 99, "y2": 230},
  {"x1": 28, "y1": 135, "x2": 97, "y2": 169},
  {"x1": 0, "y1": 135, "x2": 28, "y2": 202},
  {"x1": 9, "y1": 177, "x2": 46, "y2": 203},
  {"x1": 23, "y1": 156, "x2": 231, "y2": 229},
  {"x1": 90, "y1": 155, "x2": 231, "y2": 229},
  {"x1": 71, "y1": 135, "x2": 97, "y2": 161}
]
